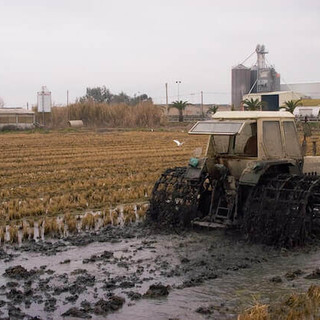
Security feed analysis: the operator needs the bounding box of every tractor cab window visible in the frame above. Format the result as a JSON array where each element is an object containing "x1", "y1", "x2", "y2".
[
  {"x1": 212, "y1": 122, "x2": 257, "y2": 157},
  {"x1": 189, "y1": 121, "x2": 244, "y2": 135},
  {"x1": 212, "y1": 135, "x2": 230, "y2": 153},
  {"x1": 283, "y1": 121, "x2": 301, "y2": 158},
  {"x1": 235, "y1": 122, "x2": 257, "y2": 156},
  {"x1": 263, "y1": 121, "x2": 283, "y2": 158}
]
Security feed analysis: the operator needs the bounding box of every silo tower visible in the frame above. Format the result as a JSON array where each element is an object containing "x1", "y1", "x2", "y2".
[
  {"x1": 250, "y1": 44, "x2": 280, "y2": 94},
  {"x1": 256, "y1": 44, "x2": 268, "y2": 69},
  {"x1": 231, "y1": 44, "x2": 281, "y2": 110},
  {"x1": 37, "y1": 86, "x2": 52, "y2": 125},
  {"x1": 231, "y1": 64, "x2": 251, "y2": 110}
]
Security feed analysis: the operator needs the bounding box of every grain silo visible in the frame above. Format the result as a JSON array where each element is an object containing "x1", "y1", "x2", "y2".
[
  {"x1": 231, "y1": 44, "x2": 281, "y2": 110},
  {"x1": 231, "y1": 64, "x2": 251, "y2": 110},
  {"x1": 37, "y1": 86, "x2": 52, "y2": 113},
  {"x1": 250, "y1": 45, "x2": 280, "y2": 93}
]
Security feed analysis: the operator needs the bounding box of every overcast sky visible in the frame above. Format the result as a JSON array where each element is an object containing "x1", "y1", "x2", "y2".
[{"x1": 0, "y1": 0, "x2": 319, "y2": 107}]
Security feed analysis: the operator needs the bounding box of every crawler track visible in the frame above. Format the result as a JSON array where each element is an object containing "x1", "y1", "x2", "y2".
[{"x1": 243, "y1": 174, "x2": 320, "y2": 247}]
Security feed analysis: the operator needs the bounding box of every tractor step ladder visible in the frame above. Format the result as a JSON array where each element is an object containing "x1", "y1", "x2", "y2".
[{"x1": 212, "y1": 195, "x2": 235, "y2": 223}]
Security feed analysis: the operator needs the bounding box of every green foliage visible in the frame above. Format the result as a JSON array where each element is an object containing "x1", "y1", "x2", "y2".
[
  {"x1": 79, "y1": 86, "x2": 152, "y2": 105},
  {"x1": 80, "y1": 86, "x2": 112, "y2": 103},
  {"x1": 242, "y1": 98, "x2": 265, "y2": 111},
  {"x1": 170, "y1": 100, "x2": 189, "y2": 122},
  {"x1": 207, "y1": 105, "x2": 218, "y2": 115},
  {"x1": 281, "y1": 99, "x2": 302, "y2": 113}
]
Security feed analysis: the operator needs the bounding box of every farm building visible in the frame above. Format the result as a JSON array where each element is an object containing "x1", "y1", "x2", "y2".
[
  {"x1": 281, "y1": 82, "x2": 320, "y2": 99},
  {"x1": 293, "y1": 106, "x2": 320, "y2": 120},
  {"x1": 242, "y1": 91, "x2": 307, "y2": 111},
  {"x1": 0, "y1": 108, "x2": 35, "y2": 129}
]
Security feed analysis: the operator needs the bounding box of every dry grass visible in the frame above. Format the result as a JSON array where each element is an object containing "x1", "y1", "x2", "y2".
[
  {"x1": 8, "y1": 225, "x2": 18, "y2": 243},
  {"x1": 1, "y1": 127, "x2": 318, "y2": 237},
  {"x1": 43, "y1": 217, "x2": 60, "y2": 236},
  {"x1": 238, "y1": 285, "x2": 320, "y2": 320},
  {"x1": 0, "y1": 130, "x2": 207, "y2": 230},
  {"x1": 39, "y1": 101, "x2": 164, "y2": 129},
  {"x1": 64, "y1": 212, "x2": 78, "y2": 233},
  {"x1": 81, "y1": 213, "x2": 95, "y2": 230},
  {"x1": 0, "y1": 226, "x2": 4, "y2": 243}
]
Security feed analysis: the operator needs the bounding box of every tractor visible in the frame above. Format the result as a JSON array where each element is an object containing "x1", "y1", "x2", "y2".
[{"x1": 147, "y1": 111, "x2": 320, "y2": 247}]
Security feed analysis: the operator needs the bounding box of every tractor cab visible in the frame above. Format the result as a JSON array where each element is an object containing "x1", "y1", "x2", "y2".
[{"x1": 189, "y1": 111, "x2": 302, "y2": 179}]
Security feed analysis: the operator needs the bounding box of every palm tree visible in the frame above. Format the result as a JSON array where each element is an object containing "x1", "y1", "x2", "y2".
[
  {"x1": 206, "y1": 105, "x2": 219, "y2": 116},
  {"x1": 281, "y1": 99, "x2": 302, "y2": 114},
  {"x1": 242, "y1": 98, "x2": 265, "y2": 111},
  {"x1": 170, "y1": 100, "x2": 188, "y2": 122}
]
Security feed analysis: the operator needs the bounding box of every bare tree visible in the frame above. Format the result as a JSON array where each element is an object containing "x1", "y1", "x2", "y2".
[{"x1": 0, "y1": 97, "x2": 4, "y2": 108}]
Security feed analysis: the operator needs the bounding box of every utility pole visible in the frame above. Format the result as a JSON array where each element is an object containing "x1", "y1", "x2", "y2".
[
  {"x1": 200, "y1": 91, "x2": 204, "y2": 118},
  {"x1": 67, "y1": 90, "x2": 69, "y2": 121},
  {"x1": 175, "y1": 81, "x2": 181, "y2": 100},
  {"x1": 42, "y1": 87, "x2": 45, "y2": 126},
  {"x1": 165, "y1": 83, "x2": 169, "y2": 115}
]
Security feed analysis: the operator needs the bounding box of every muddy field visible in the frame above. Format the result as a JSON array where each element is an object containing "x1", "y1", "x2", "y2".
[
  {"x1": 1, "y1": 129, "x2": 320, "y2": 319},
  {"x1": 1, "y1": 223, "x2": 320, "y2": 320}
]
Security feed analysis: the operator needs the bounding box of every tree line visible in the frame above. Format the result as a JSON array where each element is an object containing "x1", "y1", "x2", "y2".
[{"x1": 79, "y1": 86, "x2": 153, "y2": 106}]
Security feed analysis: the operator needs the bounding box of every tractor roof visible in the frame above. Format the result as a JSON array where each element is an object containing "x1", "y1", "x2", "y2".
[{"x1": 212, "y1": 111, "x2": 294, "y2": 120}]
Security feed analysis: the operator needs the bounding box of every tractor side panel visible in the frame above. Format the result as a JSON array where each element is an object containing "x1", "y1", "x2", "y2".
[{"x1": 239, "y1": 160, "x2": 301, "y2": 186}]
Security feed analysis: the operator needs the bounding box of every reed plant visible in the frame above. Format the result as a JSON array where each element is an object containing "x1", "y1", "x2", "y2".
[{"x1": 43, "y1": 101, "x2": 164, "y2": 129}]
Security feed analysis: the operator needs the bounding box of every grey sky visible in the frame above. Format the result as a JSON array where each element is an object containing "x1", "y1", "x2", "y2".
[{"x1": 0, "y1": 0, "x2": 319, "y2": 107}]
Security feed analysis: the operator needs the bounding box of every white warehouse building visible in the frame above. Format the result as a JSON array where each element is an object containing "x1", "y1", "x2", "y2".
[{"x1": 0, "y1": 108, "x2": 35, "y2": 129}]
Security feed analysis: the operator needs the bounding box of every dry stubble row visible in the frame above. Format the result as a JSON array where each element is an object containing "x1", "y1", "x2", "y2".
[{"x1": 0, "y1": 130, "x2": 207, "y2": 227}]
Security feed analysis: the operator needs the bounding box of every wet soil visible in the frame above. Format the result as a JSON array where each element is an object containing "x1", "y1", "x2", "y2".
[{"x1": 1, "y1": 223, "x2": 320, "y2": 319}]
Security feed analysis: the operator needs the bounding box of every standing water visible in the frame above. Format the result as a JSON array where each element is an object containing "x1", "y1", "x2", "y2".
[{"x1": 0, "y1": 225, "x2": 319, "y2": 319}]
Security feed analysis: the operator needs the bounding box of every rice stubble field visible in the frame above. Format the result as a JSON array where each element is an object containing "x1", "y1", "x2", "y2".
[{"x1": 0, "y1": 129, "x2": 207, "y2": 241}]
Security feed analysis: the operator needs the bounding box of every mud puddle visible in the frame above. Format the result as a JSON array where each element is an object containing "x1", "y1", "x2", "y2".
[{"x1": 0, "y1": 224, "x2": 320, "y2": 319}]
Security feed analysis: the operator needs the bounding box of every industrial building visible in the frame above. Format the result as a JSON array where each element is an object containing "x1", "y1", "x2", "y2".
[
  {"x1": 281, "y1": 82, "x2": 320, "y2": 99},
  {"x1": 0, "y1": 108, "x2": 35, "y2": 129},
  {"x1": 232, "y1": 45, "x2": 320, "y2": 111},
  {"x1": 242, "y1": 91, "x2": 307, "y2": 111},
  {"x1": 232, "y1": 45, "x2": 281, "y2": 110}
]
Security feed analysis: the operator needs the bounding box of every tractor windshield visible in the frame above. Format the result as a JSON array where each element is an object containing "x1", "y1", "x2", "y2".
[{"x1": 189, "y1": 120, "x2": 244, "y2": 135}]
